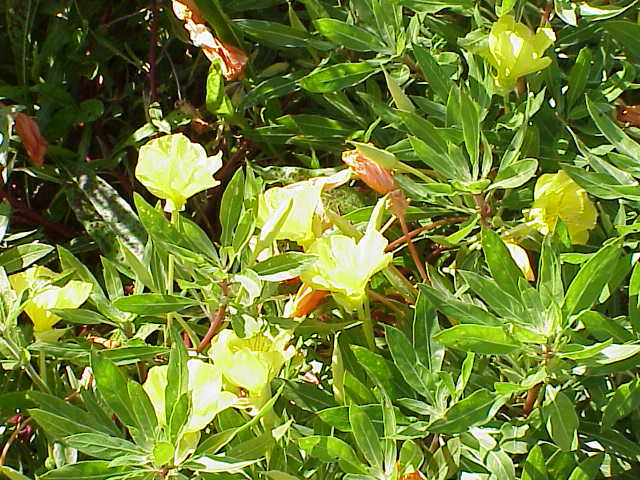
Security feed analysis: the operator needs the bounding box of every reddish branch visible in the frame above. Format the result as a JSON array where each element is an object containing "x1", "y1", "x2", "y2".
[
  {"x1": 1, "y1": 189, "x2": 77, "y2": 240},
  {"x1": 386, "y1": 217, "x2": 468, "y2": 252},
  {"x1": 0, "y1": 417, "x2": 32, "y2": 466},
  {"x1": 215, "y1": 139, "x2": 252, "y2": 184},
  {"x1": 196, "y1": 282, "x2": 229, "y2": 353}
]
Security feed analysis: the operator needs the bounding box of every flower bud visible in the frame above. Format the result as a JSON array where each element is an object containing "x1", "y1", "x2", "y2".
[
  {"x1": 342, "y1": 149, "x2": 397, "y2": 195},
  {"x1": 13, "y1": 112, "x2": 47, "y2": 167},
  {"x1": 285, "y1": 283, "x2": 328, "y2": 318}
]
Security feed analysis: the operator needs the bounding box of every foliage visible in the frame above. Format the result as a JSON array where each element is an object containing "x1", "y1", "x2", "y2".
[{"x1": 1, "y1": 0, "x2": 640, "y2": 479}]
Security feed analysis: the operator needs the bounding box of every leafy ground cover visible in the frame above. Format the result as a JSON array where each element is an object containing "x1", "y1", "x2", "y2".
[{"x1": 1, "y1": 0, "x2": 640, "y2": 478}]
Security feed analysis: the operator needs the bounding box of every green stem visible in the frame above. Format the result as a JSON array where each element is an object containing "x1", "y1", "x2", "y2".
[
  {"x1": 165, "y1": 211, "x2": 179, "y2": 345},
  {"x1": 38, "y1": 352, "x2": 47, "y2": 388},
  {"x1": 25, "y1": 360, "x2": 51, "y2": 393},
  {"x1": 358, "y1": 299, "x2": 375, "y2": 350}
]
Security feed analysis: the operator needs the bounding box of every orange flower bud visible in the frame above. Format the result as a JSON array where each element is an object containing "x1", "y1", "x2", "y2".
[
  {"x1": 285, "y1": 284, "x2": 328, "y2": 318},
  {"x1": 342, "y1": 149, "x2": 397, "y2": 195},
  {"x1": 13, "y1": 112, "x2": 47, "y2": 167}
]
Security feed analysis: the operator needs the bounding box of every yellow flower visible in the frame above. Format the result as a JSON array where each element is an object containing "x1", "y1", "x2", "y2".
[
  {"x1": 256, "y1": 170, "x2": 350, "y2": 247},
  {"x1": 474, "y1": 15, "x2": 555, "y2": 92},
  {"x1": 524, "y1": 170, "x2": 597, "y2": 245},
  {"x1": 257, "y1": 179, "x2": 324, "y2": 247},
  {"x1": 9, "y1": 266, "x2": 92, "y2": 332},
  {"x1": 300, "y1": 229, "x2": 392, "y2": 308},
  {"x1": 209, "y1": 329, "x2": 294, "y2": 412},
  {"x1": 142, "y1": 359, "x2": 236, "y2": 431},
  {"x1": 135, "y1": 133, "x2": 222, "y2": 212}
]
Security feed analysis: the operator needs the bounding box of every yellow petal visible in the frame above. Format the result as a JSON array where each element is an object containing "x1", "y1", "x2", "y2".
[
  {"x1": 505, "y1": 241, "x2": 535, "y2": 281},
  {"x1": 136, "y1": 134, "x2": 222, "y2": 212}
]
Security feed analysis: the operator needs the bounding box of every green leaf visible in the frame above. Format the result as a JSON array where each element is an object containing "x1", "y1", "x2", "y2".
[
  {"x1": 489, "y1": 158, "x2": 538, "y2": 190},
  {"x1": 433, "y1": 325, "x2": 521, "y2": 355},
  {"x1": 567, "y1": 453, "x2": 604, "y2": 480},
  {"x1": 28, "y1": 391, "x2": 114, "y2": 439},
  {"x1": 235, "y1": 19, "x2": 332, "y2": 49},
  {"x1": 65, "y1": 433, "x2": 145, "y2": 460},
  {"x1": 459, "y1": 271, "x2": 525, "y2": 321},
  {"x1": 521, "y1": 445, "x2": 549, "y2": 480},
  {"x1": 57, "y1": 246, "x2": 128, "y2": 325},
  {"x1": 300, "y1": 63, "x2": 378, "y2": 93},
  {"x1": 169, "y1": 393, "x2": 191, "y2": 443},
  {"x1": 351, "y1": 346, "x2": 410, "y2": 400},
  {"x1": 459, "y1": 88, "x2": 480, "y2": 169},
  {"x1": 538, "y1": 236, "x2": 563, "y2": 307},
  {"x1": 349, "y1": 404, "x2": 383, "y2": 471},
  {"x1": 419, "y1": 285, "x2": 502, "y2": 326},
  {"x1": 72, "y1": 172, "x2": 146, "y2": 258},
  {"x1": 481, "y1": 228, "x2": 526, "y2": 299},
  {"x1": 562, "y1": 240, "x2": 621, "y2": 319},
  {"x1": 542, "y1": 390, "x2": 578, "y2": 452},
  {"x1": 206, "y1": 62, "x2": 227, "y2": 115},
  {"x1": 486, "y1": 450, "x2": 515, "y2": 480},
  {"x1": 412, "y1": 44, "x2": 453, "y2": 102},
  {"x1": 562, "y1": 163, "x2": 640, "y2": 201},
  {"x1": 37, "y1": 461, "x2": 126, "y2": 480},
  {"x1": 314, "y1": 19, "x2": 387, "y2": 52},
  {"x1": 414, "y1": 285, "x2": 441, "y2": 371},
  {"x1": 91, "y1": 354, "x2": 138, "y2": 431},
  {"x1": 384, "y1": 325, "x2": 431, "y2": 398},
  {"x1": 586, "y1": 95, "x2": 640, "y2": 160},
  {"x1": 220, "y1": 169, "x2": 245, "y2": 247},
  {"x1": 603, "y1": 21, "x2": 640, "y2": 62},
  {"x1": 0, "y1": 466, "x2": 33, "y2": 480},
  {"x1": 0, "y1": 243, "x2": 53, "y2": 273},
  {"x1": 112, "y1": 294, "x2": 197, "y2": 315},
  {"x1": 566, "y1": 48, "x2": 592, "y2": 110},
  {"x1": 127, "y1": 380, "x2": 158, "y2": 446},
  {"x1": 252, "y1": 253, "x2": 318, "y2": 281},
  {"x1": 429, "y1": 389, "x2": 506, "y2": 434},
  {"x1": 165, "y1": 328, "x2": 189, "y2": 432},
  {"x1": 298, "y1": 436, "x2": 368, "y2": 474}
]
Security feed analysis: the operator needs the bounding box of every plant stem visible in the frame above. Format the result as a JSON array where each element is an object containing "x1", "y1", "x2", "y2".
[
  {"x1": 358, "y1": 299, "x2": 375, "y2": 350},
  {"x1": 197, "y1": 281, "x2": 229, "y2": 353},
  {"x1": 386, "y1": 217, "x2": 468, "y2": 252},
  {"x1": 165, "y1": 211, "x2": 178, "y2": 345}
]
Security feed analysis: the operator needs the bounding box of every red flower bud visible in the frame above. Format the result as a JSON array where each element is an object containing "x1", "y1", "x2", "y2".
[{"x1": 13, "y1": 112, "x2": 47, "y2": 167}]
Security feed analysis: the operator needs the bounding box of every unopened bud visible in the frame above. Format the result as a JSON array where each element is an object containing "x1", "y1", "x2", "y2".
[
  {"x1": 342, "y1": 149, "x2": 397, "y2": 195},
  {"x1": 285, "y1": 283, "x2": 328, "y2": 318},
  {"x1": 13, "y1": 112, "x2": 47, "y2": 167}
]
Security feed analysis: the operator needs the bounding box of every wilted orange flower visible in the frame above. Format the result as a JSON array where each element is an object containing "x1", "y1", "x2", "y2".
[
  {"x1": 172, "y1": 0, "x2": 247, "y2": 81},
  {"x1": 342, "y1": 149, "x2": 396, "y2": 195},
  {"x1": 13, "y1": 112, "x2": 47, "y2": 167},
  {"x1": 285, "y1": 283, "x2": 328, "y2": 318}
]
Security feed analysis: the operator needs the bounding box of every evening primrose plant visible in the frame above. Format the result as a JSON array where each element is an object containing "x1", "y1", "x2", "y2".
[{"x1": 6, "y1": 0, "x2": 640, "y2": 478}]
